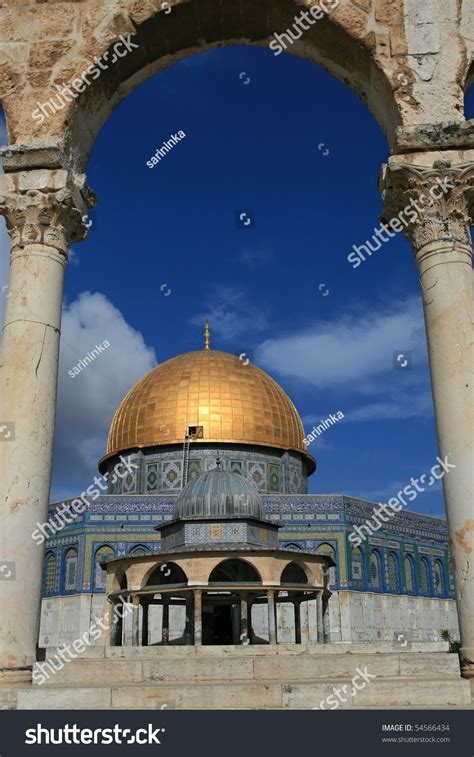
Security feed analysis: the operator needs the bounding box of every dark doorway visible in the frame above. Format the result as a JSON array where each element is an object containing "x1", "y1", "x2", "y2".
[{"x1": 203, "y1": 603, "x2": 233, "y2": 645}]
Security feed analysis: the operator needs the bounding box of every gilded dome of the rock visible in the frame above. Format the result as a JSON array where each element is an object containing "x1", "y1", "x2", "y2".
[{"x1": 105, "y1": 349, "x2": 314, "y2": 469}]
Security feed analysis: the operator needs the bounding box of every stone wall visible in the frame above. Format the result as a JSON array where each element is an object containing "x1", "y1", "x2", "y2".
[
  {"x1": 0, "y1": 0, "x2": 472, "y2": 160},
  {"x1": 38, "y1": 589, "x2": 459, "y2": 648}
]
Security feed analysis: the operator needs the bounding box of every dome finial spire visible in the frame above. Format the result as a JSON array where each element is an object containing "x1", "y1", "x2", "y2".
[{"x1": 204, "y1": 320, "x2": 211, "y2": 350}]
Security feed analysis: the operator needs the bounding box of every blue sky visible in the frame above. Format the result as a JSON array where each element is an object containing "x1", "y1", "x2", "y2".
[{"x1": 1, "y1": 45, "x2": 473, "y2": 515}]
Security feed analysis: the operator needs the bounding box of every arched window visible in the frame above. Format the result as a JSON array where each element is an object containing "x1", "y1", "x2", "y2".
[
  {"x1": 316, "y1": 543, "x2": 336, "y2": 587},
  {"x1": 44, "y1": 552, "x2": 58, "y2": 595},
  {"x1": 433, "y1": 560, "x2": 445, "y2": 596},
  {"x1": 129, "y1": 544, "x2": 150, "y2": 557},
  {"x1": 351, "y1": 547, "x2": 363, "y2": 586},
  {"x1": 404, "y1": 554, "x2": 415, "y2": 592},
  {"x1": 281, "y1": 562, "x2": 308, "y2": 585},
  {"x1": 209, "y1": 559, "x2": 261, "y2": 583},
  {"x1": 387, "y1": 552, "x2": 399, "y2": 592},
  {"x1": 64, "y1": 548, "x2": 78, "y2": 592},
  {"x1": 420, "y1": 557, "x2": 430, "y2": 594},
  {"x1": 284, "y1": 543, "x2": 303, "y2": 551},
  {"x1": 144, "y1": 562, "x2": 188, "y2": 587},
  {"x1": 369, "y1": 550, "x2": 381, "y2": 589},
  {"x1": 94, "y1": 545, "x2": 115, "y2": 590}
]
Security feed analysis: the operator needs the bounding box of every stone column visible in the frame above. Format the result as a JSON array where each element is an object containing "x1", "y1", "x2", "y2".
[
  {"x1": 109, "y1": 602, "x2": 120, "y2": 647},
  {"x1": 184, "y1": 593, "x2": 193, "y2": 645},
  {"x1": 293, "y1": 599, "x2": 302, "y2": 644},
  {"x1": 161, "y1": 596, "x2": 169, "y2": 645},
  {"x1": 381, "y1": 159, "x2": 474, "y2": 665},
  {"x1": 267, "y1": 590, "x2": 277, "y2": 645},
  {"x1": 141, "y1": 603, "x2": 149, "y2": 647},
  {"x1": 132, "y1": 596, "x2": 140, "y2": 646},
  {"x1": 0, "y1": 169, "x2": 92, "y2": 671},
  {"x1": 194, "y1": 590, "x2": 202, "y2": 645},
  {"x1": 316, "y1": 591, "x2": 324, "y2": 644},
  {"x1": 322, "y1": 593, "x2": 330, "y2": 643},
  {"x1": 240, "y1": 593, "x2": 249, "y2": 644}
]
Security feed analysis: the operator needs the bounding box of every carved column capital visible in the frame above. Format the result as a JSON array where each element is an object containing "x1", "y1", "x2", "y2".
[
  {"x1": 0, "y1": 169, "x2": 95, "y2": 256},
  {"x1": 380, "y1": 159, "x2": 474, "y2": 254}
]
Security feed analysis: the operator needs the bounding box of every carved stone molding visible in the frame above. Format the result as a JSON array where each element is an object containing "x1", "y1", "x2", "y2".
[
  {"x1": 380, "y1": 160, "x2": 474, "y2": 253},
  {"x1": 0, "y1": 169, "x2": 95, "y2": 256}
]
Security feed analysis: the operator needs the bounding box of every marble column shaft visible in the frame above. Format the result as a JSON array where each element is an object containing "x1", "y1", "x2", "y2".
[
  {"x1": 381, "y1": 158, "x2": 474, "y2": 664},
  {"x1": 0, "y1": 169, "x2": 92, "y2": 670}
]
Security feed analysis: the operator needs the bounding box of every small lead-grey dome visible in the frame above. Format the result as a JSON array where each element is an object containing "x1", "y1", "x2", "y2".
[{"x1": 172, "y1": 465, "x2": 263, "y2": 520}]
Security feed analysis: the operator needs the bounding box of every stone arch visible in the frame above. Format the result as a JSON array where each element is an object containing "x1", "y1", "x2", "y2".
[
  {"x1": 351, "y1": 545, "x2": 364, "y2": 587},
  {"x1": 280, "y1": 561, "x2": 308, "y2": 585},
  {"x1": 369, "y1": 548, "x2": 381, "y2": 590},
  {"x1": 43, "y1": 551, "x2": 59, "y2": 596},
  {"x1": 284, "y1": 542, "x2": 303, "y2": 551},
  {"x1": 0, "y1": 0, "x2": 409, "y2": 161},
  {"x1": 315, "y1": 542, "x2": 336, "y2": 586},
  {"x1": 142, "y1": 561, "x2": 188, "y2": 587},
  {"x1": 62, "y1": 547, "x2": 79, "y2": 593},
  {"x1": 208, "y1": 558, "x2": 261, "y2": 583},
  {"x1": 386, "y1": 551, "x2": 400, "y2": 593},
  {"x1": 433, "y1": 558, "x2": 445, "y2": 597},
  {"x1": 0, "y1": 0, "x2": 473, "y2": 673},
  {"x1": 110, "y1": 568, "x2": 128, "y2": 594},
  {"x1": 404, "y1": 553, "x2": 415, "y2": 593},
  {"x1": 419, "y1": 556, "x2": 431, "y2": 595},
  {"x1": 129, "y1": 544, "x2": 151, "y2": 557},
  {"x1": 93, "y1": 544, "x2": 115, "y2": 591}
]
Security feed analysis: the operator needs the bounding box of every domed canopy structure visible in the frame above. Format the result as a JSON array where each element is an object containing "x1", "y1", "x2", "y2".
[
  {"x1": 103, "y1": 344, "x2": 314, "y2": 471},
  {"x1": 172, "y1": 464, "x2": 263, "y2": 521}
]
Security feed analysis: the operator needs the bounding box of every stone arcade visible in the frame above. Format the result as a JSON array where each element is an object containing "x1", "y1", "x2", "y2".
[{"x1": 0, "y1": 0, "x2": 473, "y2": 708}]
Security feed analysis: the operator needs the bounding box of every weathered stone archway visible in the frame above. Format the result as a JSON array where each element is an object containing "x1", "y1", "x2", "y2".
[{"x1": 0, "y1": 0, "x2": 473, "y2": 677}]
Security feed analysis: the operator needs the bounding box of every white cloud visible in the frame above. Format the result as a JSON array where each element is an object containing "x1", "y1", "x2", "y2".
[
  {"x1": 190, "y1": 285, "x2": 268, "y2": 341},
  {"x1": 255, "y1": 297, "x2": 433, "y2": 423},
  {"x1": 346, "y1": 396, "x2": 432, "y2": 422},
  {"x1": 256, "y1": 297, "x2": 426, "y2": 388},
  {"x1": 52, "y1": 292, "x2": 157, "y2": 497}
]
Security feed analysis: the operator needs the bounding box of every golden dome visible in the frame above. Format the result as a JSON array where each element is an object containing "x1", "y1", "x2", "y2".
[{"x1": 103, "y1": 348, "x2": 315, "y2": 471}]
